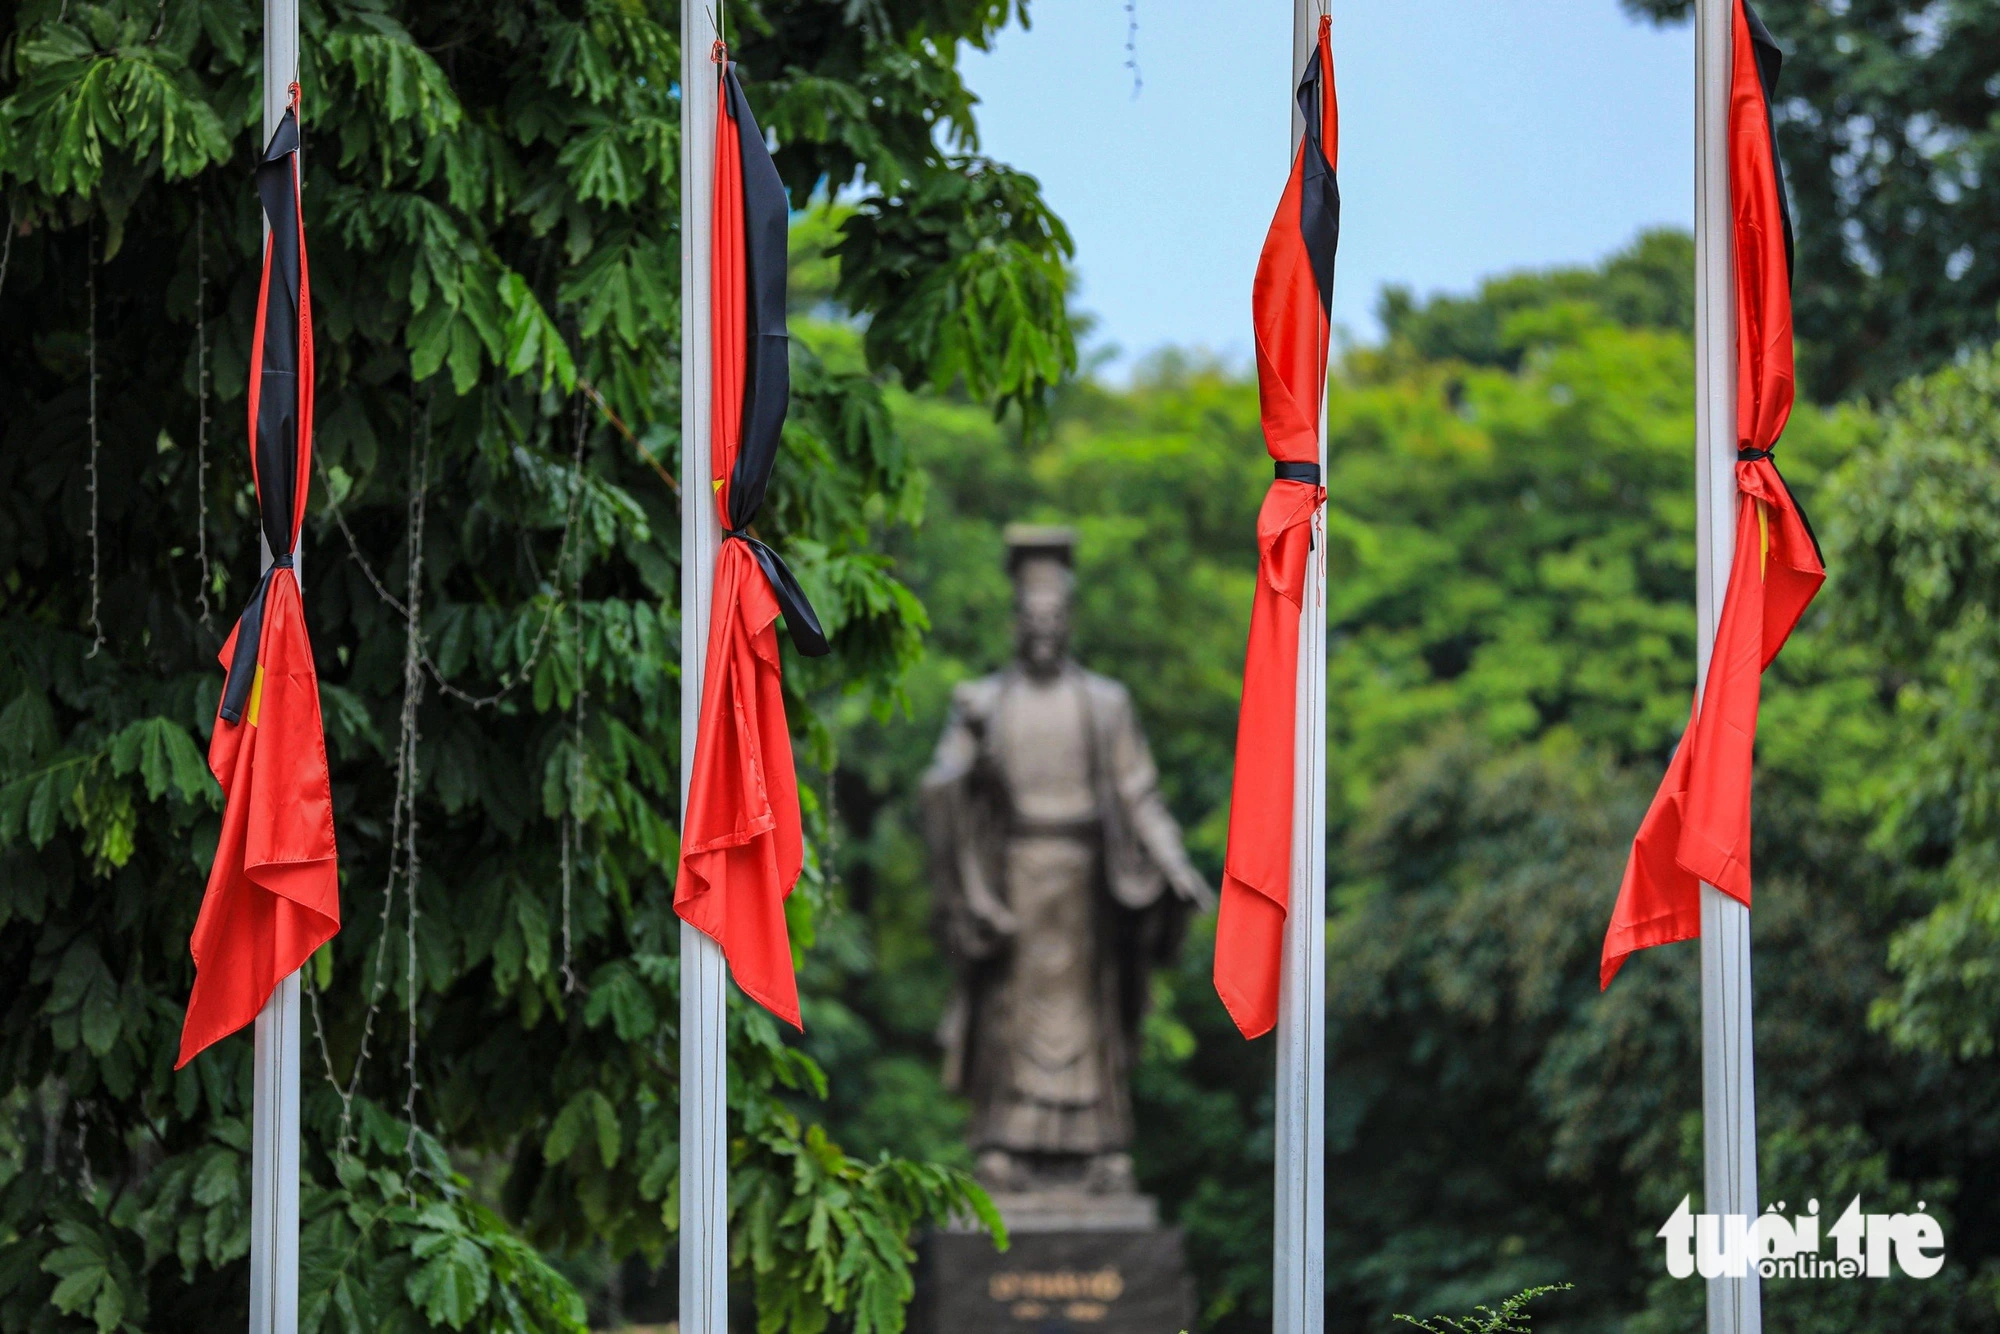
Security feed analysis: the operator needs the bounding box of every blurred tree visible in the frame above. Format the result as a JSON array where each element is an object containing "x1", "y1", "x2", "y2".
[
  {"x1": 1621, "y1": 0, "x2": 2000, "y2": 400},
  {"x1": 1826, "y1": 343, "x2": 2000, "y2": 1061},
  {"x1": 819, "y1": 233, "x2": 2000, "y2": 1331},
  {"x1": 1376, "y1": 228, "x2": 1694, "y2": 373},
  {"x1": 0, "y1": 0, "x2": 1069, "y2": 1330}
]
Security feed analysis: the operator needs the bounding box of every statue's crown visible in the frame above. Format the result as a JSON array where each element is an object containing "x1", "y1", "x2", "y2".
[{"x1": 1003, "y1": 523, "x2": 1076, "y2": 575}]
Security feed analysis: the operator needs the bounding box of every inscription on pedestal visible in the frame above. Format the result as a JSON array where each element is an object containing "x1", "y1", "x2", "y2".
[{"x1": 918, "y1": 1229, "x2": 1194, "y2": 1333}]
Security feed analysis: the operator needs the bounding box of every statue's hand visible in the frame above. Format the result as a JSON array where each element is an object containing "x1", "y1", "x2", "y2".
[
  {"x1": 974, "y1": 900, "x2": 1021, "y2": 942},
  {"x1": 1169, "y1": 859, "x2": 1217, "y2": 911}
]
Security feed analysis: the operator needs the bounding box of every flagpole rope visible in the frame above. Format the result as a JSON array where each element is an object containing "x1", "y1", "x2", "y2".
[
  {"x1": 315, "y1": 405, "x2": 586, "y2": 710},
  {"x1": 306, "y1": 391, "x2": 433, "y2": 1163},
  {"x1": 560, "y1": 399, "x2": 587, "y2": 997},
  {"x1": 307, "y1": 391, "x2": 591, "y2": 1163},
  {"x1": 194, "y1": 198, "x2": 214, "y2": 632},
  {"x1": 402, "y1": 392, "x2": 430, "y2": 1195},
  {"x1": 308, "y1": 603, "x2": 415, "y2": 1160},
  {"x1": 85, "y1": 222, "x2": 105, "y2": 659},
  {"x1": 559, "y1": 585, "x2": 583, "y2": 997}
]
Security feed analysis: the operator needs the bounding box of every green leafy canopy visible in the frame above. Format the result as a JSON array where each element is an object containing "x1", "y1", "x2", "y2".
[{"x1": 0, "y1": 1, "x2": 1070, "y2": 1330}]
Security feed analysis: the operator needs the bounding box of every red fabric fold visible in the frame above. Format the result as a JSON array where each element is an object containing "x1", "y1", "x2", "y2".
[
  {"x1": 1216, "y1": 18, "x2": 1337, "y2": 1039},
  {"x1": 675, "y1": 541, "x2": 803, "y2": 1026},
  {"x1": 180, "y1": 578, "x2": 340, "y2": 1066},
  {"x1": 1216, "y1": 478, "x2": 1324, "y2": 1037},
  {"x1": 1601, "y1": 467, "x2": 1822, "y2": 986},
  {"x1": 1601, "y1": 0, "x2": 1823, "y2": 988},
  {"x1": 673, "y1": 65, "x2": 805, "y2": 1027}
]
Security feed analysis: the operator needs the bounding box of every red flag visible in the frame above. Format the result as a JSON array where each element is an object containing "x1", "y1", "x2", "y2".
[
  {"x1": 675, "y1": 59, "x2": 829, "y2": 1029},
  {"x1": 1601, "y1": 0, "x2": 1824, "y2": 988},
  {"x1": 1215, "y1": 18, "x2": 1338, "y2": 1040},
  {"x1": 179, "y1": 93, "x2": 340, "y2": 1066}
]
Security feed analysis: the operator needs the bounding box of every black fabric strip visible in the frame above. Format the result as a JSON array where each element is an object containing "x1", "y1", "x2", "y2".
[
  {"x1": 1742, "y1": 0, "x2": 1795, "y2": 285},
  {"x1": 1294, "y1": 46, "x2": 1340, "y2": 318},
  {"x1": 217, "y1": 553, "x2": 299, "y2": 724},
  {"x1": 1274, "y1": 461, "x2": 1321, "y2": 484},
  {"x1": 217, "y1": 575, "x2": 268, "y2": 723},
  {"x1": 1737, "y1": 448, "x2": 1824, "y2": 567},
  {"x1": 254, "y1": 110, "x2": 302, "y2": 562},
  {"x1": 726, "y1": 530, "x2": 830, "y2": 657},
  {"x1": 721, "y1": 64, "x2": 792, "y2": 537},
  {"x1": 224, "y1": 110, "x2": 308, "y2": 727},
  {"x1": 712, "y1": 66, "x2": 828, "y2": 660}
]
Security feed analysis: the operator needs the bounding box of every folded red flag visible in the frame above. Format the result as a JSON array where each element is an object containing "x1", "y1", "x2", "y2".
[
  {"x1": 1215, "y1": 17, "x2": 1338, "y2": 1040},
  {"x1": 675, "y1": 59, "x2": 829, "y2": 1029},
  {"x1": 1601, "y1": 0, "x2": 1824, "y2": 988},
  {"x1": 180, "y1": 93, "x2": 340, "y2": 1066}
]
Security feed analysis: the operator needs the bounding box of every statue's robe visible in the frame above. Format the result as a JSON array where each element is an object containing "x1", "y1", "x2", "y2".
[{"x1": 923, "y1": 664, "x2": 1208, "y2": 1156}]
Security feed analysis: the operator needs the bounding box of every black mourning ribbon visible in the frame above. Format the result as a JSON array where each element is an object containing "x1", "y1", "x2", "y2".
[
  {"x1": 1272, "y1": 461, "x2": 1325, "y2": 551},
  {"x1": 219, "y1": 553, "x2": 294, "y2": 725},
  {"x1": 719, "y1": 63, "x2": 830, "y2": 660},
  {"x1": 219, "y1": 110, "x2": 311, "y2": 727},
  {"x1": 1737, "y1": 446, "x2": 1824, "y2": 567},
  {"x1": 725, "y1": 527, "x2": 829, "y2": 658},
  {"x1": 1295, "y1": 36, "x2": 1340, "y2": 318}
]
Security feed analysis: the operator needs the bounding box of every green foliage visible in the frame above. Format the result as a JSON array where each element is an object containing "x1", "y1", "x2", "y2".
[
  {"x1": 1377, "y1": 228, "x2": 1693, "y2": 371},
  {"x1": 0, "y1": 0, "x2": 1071, "y2": 1330},
  {"x1": 733, "y1": 1103, "x2": 1004, "y2": 1334},
  {"x1": 1827, "y1": 342, "x2": 2000, "y2": 1061},
  {"x1": 297, "y1": 1139, "x2": 589, "y2": 1334},
  {"x1": 1621, "y1": 0, "x2": 2000, "y2": 399},
  {"x1": 1393, "y1": 1283, "x2": 1572, "y2": 1334},
  {"x1": 740, "y1": 0, "x2": 1076, "y2": 432},
  {"x1": 833, "y1": 163, "x2": 1077, "y2": 431}
]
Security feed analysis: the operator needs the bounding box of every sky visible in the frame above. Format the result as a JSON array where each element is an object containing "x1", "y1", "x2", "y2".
[{"x1": 959, "y1": 1, "x2": 1696, "y2": 375}]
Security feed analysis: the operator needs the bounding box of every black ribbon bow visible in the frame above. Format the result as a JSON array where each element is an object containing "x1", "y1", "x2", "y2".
[
  {"x1": 724, "y1": 526, "x2": 828, "y2": 658},
  {"x1": 219, "y1": 553, "x2": 293, "y2": 725},
  {"x1": 718, "y1": 62, "x2": 829, "y2": 660},
  {"x1": 1737, "y1": 445, "x2": 1823, "y2": 567}
]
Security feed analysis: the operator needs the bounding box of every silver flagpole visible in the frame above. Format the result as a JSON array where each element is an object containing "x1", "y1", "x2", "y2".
[
  {"x1": 248, "y1": 1, "x2": 301, "y2": 1331},
  {"x1": 679, "y1": 1, "x2": 729, "y2": 1330},
  {"x1": 1272, "y1": 1, "x2": 1329, "y2": 1329},
  {"x1": 1693, "y1": 0, "x2": 1761, "y2": 1329}
]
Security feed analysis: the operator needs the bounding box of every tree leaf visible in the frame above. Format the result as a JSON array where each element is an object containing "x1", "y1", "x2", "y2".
[{"x1": 405, "y1": 1233, "x2": 489, "y2": 1330}]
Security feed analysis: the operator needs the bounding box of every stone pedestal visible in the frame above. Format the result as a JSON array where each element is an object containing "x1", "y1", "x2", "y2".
[{"x1": 914, "y1": 1193, "x2": 1194, "y2": 1333}]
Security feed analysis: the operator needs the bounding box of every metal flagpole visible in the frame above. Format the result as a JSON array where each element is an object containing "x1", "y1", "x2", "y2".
[
  {"x1": 248, "y1": 1, "x2": 301, "y2": 1330},
  {"x1": 1693, "y1": 0, "x2": 1761, "y2": 1329},
  {"x1": 679, "y1": 1, "x2": 729, "y2": 1329},
  {"x1": 1273, "y1": 2, "x2": 1329, "y2": 1329}
]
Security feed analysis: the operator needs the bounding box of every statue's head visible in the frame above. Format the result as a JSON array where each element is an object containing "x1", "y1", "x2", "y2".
[{"x1": 1005, "y1": 525, "x2": 1076, "y2": 680}]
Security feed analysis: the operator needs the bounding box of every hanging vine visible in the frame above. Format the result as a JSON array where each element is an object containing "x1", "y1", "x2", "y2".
[
  {"x1": 193, "y1": 198, "x2": 213, "y2": 632},
  {"x1": 400, "y1": 396, "x2": 430, "y2": 1193},
  {"x1": 560, "y1": 408, "x2": 586, "y2": 996},
  {"x1": 309, "y1": 390, "x2": 591, "y2": 1169},
  {"x1": 307, "y1": 393, "x2": 435, "y2": 1169},
  {"x1": 317, "y1": 407, "x2": 586, "y2": 710},
  {"x1": 84, "y1": 223, "x2": 104, "y2": 658}
]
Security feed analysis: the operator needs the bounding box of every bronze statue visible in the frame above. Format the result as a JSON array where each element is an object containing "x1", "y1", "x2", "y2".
[{"x1": 922, "y1": 526, "x2": 1213, "y2": 1198}]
